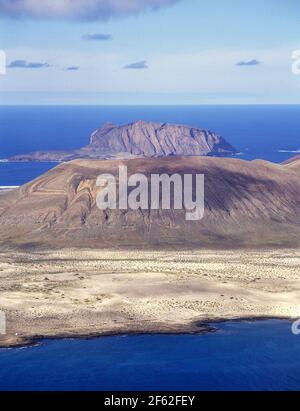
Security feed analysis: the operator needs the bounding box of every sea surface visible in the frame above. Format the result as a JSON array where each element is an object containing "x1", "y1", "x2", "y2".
[
  {"x1": 0, "y1": 105, "x2": 300, "y2": 186},
  {"x1": 0, "y1": 320, "x2": 300, "y2": 391}
]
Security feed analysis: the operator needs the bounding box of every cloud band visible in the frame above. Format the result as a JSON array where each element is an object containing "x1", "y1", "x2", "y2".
[{"x1": 0, "y1": 0, "x2": 179, "y2": 21}]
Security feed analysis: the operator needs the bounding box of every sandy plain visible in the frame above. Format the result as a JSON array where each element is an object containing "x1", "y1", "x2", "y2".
[{"x1": 0, "y1": 247, "x2": 299, "y2": 347}]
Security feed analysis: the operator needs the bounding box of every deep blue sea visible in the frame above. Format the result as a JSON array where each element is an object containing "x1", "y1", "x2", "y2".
[
  {"x1": 0, "y1": 320, "x2": 300, "y2": 391},
  {"x1": 0, "y1": 105, "x2": 300, "y2": 186}
]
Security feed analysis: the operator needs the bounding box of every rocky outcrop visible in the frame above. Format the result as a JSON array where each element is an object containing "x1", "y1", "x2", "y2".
[
  {"x1": 8, "y1": 121, "x2": 237, "y2": 162},
  {"x1": 87, "y1": 121, "x2": 236, "y2": 157},
  {"x1": 0, "y1": 156, "x2": 299, "y2": 249}
]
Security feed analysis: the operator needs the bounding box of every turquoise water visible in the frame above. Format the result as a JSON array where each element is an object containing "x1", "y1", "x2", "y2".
[
  {"x1": 1, "y1": 105, "x2": 300, "y2": 185},
  {"x1": 0, "y1": 320, "x2": 300, "y2": 391}
]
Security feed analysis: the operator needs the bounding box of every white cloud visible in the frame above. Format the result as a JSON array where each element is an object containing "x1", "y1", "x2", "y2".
[
  {"x1": 1, "y1": 46, "x2": 299, "y2": 104},
  {"x1": 0, "y1": 0, "x2": 179, "y2": 20}
]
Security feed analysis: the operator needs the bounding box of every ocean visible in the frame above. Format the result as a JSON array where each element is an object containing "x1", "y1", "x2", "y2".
[
  {"x1": 0, "y1": 320, "x2": 300, "y2": 391},
  {"x1": 0, "y1": 105, "x2": 300, "y2": 186}
]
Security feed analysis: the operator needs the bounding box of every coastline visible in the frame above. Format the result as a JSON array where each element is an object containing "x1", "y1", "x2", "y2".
[
  {"x1": 1, "y1": 248, "x2": 299, "y2": 349},
  {"x1": 0, "y1": 317, "x2": 293, "y2": 350},
  {"x1": 0, "y1": 320, "x2": 217, "y2": 349}
]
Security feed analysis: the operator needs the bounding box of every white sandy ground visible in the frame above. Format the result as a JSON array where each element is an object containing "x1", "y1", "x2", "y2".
[{"x1": 0, "y1": 248, "x2": 300, "y2": 347}]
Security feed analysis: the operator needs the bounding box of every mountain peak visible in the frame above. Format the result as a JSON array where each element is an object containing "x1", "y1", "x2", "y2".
[
  {"x1": 1, "y1": 156, "x2": 300, "y2": 248},
  {"x1": 9, "y1": 121, "x2": 237, "y2": 162},
  {"x1": 89, "y1": 121, "x2": 237, "y2": 158}
]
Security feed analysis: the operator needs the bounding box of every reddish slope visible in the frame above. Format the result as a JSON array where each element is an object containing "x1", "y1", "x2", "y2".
[{"x1": 0, "y1": 156, "x2": 299, "y2": 248}]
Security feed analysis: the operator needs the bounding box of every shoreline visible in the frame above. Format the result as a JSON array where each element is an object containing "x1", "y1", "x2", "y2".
[{"x1": 0, "y1": 316, "x2": 294, "y2": 350}]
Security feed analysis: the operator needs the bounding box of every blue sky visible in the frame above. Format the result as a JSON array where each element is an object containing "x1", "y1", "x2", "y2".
[{"x1": 0, "y1": 0, "x2": 300, "y2": 104}]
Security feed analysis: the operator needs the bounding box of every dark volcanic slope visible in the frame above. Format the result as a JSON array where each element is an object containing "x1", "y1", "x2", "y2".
[
  {"x1": 0, "y1": 156, "x2": 300, "y2": 248},
  {"x1": 9, "y1": 121, "x2": 236, "y2": 162}
]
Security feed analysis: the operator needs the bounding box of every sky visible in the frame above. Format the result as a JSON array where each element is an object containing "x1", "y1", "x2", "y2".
[{"x1": 0, "y1": 0, "x2": 300, "y2": 105}]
